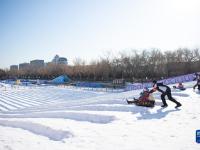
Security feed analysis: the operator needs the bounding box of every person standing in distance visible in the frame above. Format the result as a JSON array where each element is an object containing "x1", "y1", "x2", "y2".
[{"x1": 149, "y1": 80, "x2": 182, "y2": 108}]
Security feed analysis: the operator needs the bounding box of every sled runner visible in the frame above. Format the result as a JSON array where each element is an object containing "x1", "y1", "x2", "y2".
[{"x1": 126, "y1": 98, "x2": 155, "y2": 107}]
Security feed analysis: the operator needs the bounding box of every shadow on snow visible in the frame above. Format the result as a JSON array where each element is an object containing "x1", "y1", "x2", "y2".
[{"x1": 136, "y1": 107, "x2": 181, "y2": 120}]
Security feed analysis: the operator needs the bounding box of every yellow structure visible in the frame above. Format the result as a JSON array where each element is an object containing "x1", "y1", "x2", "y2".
[{"x1": 16, "y1": 80, "x2": 21, "y2": 85}]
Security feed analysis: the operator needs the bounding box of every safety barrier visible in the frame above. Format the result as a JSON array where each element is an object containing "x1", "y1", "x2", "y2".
[
  {"x1": 1, "y1": 72, "x2": 198, "y2": 92},
  {"x1": 75, "y1": 82, "x2": 105, "y2": 88},
  {"x1": 125, "y1": 72, "x2": 198, "y2": 91},
  {"x1": 160, "y1": 73, "x2": 195, "y2": 85}
]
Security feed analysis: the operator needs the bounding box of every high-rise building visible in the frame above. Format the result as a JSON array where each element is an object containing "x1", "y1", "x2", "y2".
[
  {"x1": 10, "y1": 65, "x2": 18, "y2": 71},
  {"x1": 30, "y1": 59, "x2": 44, "y2": 68},
  {"x1": 19, "y1": 63, "x2": 30, "y2": 70}
]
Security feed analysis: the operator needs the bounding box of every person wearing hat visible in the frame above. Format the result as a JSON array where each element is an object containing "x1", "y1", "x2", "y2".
[{"x1": 149, "y1": 80, "x2": 182, "y2": 108}]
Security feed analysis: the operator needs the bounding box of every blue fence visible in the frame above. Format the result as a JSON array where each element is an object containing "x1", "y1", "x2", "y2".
[
  {"x1": 160, "y1": 73, "x2": 195, "y2": 85},
  {"x1": 74, "y1": 72, "x2": 198, "y2": 91},
  {"x1": 75, "y1": 82, "x2": 105, "y2": 88},
  {"x1": 125, "y1": 72, "x2": 198, "y2": 91},
  {"x1": 125, "y1": 83, "x2": 152, "y2": 91}
]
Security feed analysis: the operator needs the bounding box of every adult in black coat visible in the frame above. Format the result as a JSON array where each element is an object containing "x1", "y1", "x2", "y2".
[
  {"x1": 149, "y1": 80, "x2": 182, "y2": 108},
  {"x1": 193, "y1": 74, "x2": 200, "y2": 91}
]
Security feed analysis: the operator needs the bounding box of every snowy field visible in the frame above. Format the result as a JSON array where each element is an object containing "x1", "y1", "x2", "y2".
[{"x1": 0, "y1": 82, "x2": 199, "y2": 150}]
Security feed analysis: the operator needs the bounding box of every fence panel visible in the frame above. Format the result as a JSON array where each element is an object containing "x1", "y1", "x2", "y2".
[{"x1": 125, "y1": 73, "x2": 197, "y2": 91}]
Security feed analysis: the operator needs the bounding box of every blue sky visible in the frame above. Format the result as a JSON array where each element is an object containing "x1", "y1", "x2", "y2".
[{"x1": 0, "y1": 0, "x2": 199, "y2": 68}]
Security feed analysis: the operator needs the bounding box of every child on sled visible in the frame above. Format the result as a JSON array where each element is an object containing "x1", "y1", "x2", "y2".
[
  {"x1": 173, "y1": 82, "x2": 186, "y2": 91},
  {"x1": 127, "y1": 87, "x2": 155, "y2": 107}
]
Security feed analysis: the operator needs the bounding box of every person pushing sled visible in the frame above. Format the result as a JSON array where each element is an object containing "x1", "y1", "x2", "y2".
[
  {"x1": 193, "y1": 73, "x2": 200, "y2": 92},
  {"x1": 149, "y1": 80, "x2": 181, "y2": 108},
  {"x1": 126, "y1": 88, "x2": 155, "y2": 107},
  {"x1": 126, "y1": 80, "x2": 182, "y2": 108}
]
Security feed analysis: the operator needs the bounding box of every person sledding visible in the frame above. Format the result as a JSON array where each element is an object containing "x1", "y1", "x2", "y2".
[
  {"x1": 126, "y1": 87, "x2": 155, "y2": 107},
  {"x1": 149, "y1": 80, "x2": 182, "y2": 108},
  {"x1": 173, "y1": 82, "x2": 186, "y2": 91},
  {"x1": 193, "y1": 73, "x2": 200, "y2": 91}
]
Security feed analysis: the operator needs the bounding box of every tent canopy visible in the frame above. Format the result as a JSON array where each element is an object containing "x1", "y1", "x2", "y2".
[{"x1": 52, "y1": 75, "x2": 71, "y2": 84}]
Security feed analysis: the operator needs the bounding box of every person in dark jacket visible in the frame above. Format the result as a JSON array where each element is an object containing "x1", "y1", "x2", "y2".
[
  {"x1": 149, "y1": 80, "x2": 182, "y2": 108},
  {"x1": 193, "y1": 74, "x2": 200, "y2": 91}
]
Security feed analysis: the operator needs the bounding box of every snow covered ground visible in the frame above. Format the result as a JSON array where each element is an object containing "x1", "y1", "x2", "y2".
[{"x1": 0, "y1": 82, "x2": 199, "y2": 150}]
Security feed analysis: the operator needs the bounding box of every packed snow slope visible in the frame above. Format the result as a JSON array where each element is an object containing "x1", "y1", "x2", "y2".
[{"x1": 0, "y1": 82, "x2": 199, "y2": 150}]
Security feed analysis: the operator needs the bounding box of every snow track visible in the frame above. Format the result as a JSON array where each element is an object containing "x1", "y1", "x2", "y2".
[
  {"x1": 0, "y1": 83, "x2": 200, "y2": 150},
  {"x1": 0, "y1": 86, "x2": 106, "y2": 112},
  {"x1": 0, "y1": 120, "x2": 73, "y2": 141}
]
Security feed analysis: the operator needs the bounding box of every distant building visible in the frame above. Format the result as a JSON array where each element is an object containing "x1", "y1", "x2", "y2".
[
  {"x1": 52, "y1": 55, "x2": 60, "y2": 64},
  {"x1": 10, "y1": 65, "x2": 18, "y2": 71},
  {"x1": 19, "y1": 63, "x2": 30, "y2": 70},
  {"x1": 58, "y1": 57, "x2": 68, "y2": 64},
  {"x1": 52, "y1": 55, "x2": 68, "y2": 65},
  {"x1": 30, "y1": 59, "x2": 44, "y2": 68}
]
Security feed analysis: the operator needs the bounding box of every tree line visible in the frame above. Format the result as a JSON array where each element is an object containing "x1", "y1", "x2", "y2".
[{"x1": 1, "y1": 48, "x2": 200, "y2": 82}]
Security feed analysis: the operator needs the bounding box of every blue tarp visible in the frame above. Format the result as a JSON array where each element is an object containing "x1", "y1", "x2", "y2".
[{"x1": 52, "y1": 75, "x2": 71, "y2": 84}]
